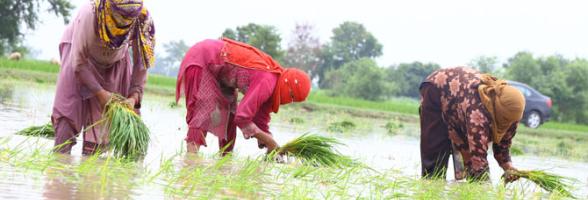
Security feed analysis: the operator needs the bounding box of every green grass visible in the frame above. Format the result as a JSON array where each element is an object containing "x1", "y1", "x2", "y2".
[
  {"x1": 307, "y1": 90, "x2": 420, "y2": 115},
  {"x1": 0, "y1": 58, "x2": 60, "y2": 73},
  {"x1": 0, "y1": 57, "x2": 177, "y2": 90},
  {"x1": 147, "y1": 74, "x2": 176, "y2": 88},
  {"x1": 541, "y1": 122, "x2": 588, "y2": 133}
]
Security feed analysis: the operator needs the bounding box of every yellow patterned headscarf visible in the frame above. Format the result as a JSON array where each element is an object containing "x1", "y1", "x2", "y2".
[
  {"x1": 94, "y1": 0, "x2": 155, "y2": 68},
  {"x1": 478, "y1": 74, "x2": 525, "y2": 144}
]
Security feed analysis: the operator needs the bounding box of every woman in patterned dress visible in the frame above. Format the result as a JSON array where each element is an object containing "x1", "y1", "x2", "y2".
[{"x1": 419, "y1": 67, "x2": 525, "y2": 181}]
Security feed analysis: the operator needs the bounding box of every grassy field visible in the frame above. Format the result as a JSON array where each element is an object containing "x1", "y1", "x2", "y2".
[{"x1": 307, "y1": 90, "x2": 419, "y2": 115}]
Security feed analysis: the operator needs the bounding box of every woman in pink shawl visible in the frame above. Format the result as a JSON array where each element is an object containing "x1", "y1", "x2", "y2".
[
  {"x1": 176, "y1": 38, "x2": 312, "y2": 155},
  {"x1": 52, "y1": 0, "x2": 155, "y2": 155}
]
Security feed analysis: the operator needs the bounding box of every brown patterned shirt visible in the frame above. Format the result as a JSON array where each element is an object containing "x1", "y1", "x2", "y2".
[{"x1": 422, "y1": 67, "x2": 517, "y2": 177}]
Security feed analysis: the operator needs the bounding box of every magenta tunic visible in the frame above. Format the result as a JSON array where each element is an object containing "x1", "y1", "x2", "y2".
[
  {"x1": 52, "y1": 2, "x2": 147, "y2": 154},
  {"x1": 177, "y1": 39, "x2": 277, "y2": 149}
]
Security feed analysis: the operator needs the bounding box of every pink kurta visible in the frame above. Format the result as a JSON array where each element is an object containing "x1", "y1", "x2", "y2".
[
  {"x1": 177, "y1": 39, "x2": 277, "y2": 149},
  {"x1": 52, "y1": 2, "x2": 147, "y2": 154}
]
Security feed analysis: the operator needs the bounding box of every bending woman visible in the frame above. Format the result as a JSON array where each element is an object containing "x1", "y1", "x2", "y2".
[
  {"x1": 419, "y1": 67, "x2": 525, "y2": 181},
  {"x1": 52, "y1": 0, "x2": 155, "y2": 155},
  {"x1": 176, "y1": 38, "x2": 311, "y2": 155}
]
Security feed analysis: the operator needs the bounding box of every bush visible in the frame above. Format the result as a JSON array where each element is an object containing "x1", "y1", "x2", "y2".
[{"x1": 323, "y1": 58, "x2": 387, "y2": 100}]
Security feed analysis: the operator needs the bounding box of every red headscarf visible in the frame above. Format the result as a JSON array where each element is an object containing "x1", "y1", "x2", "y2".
[
  {"x1": 271, "y1": 68, "x2": 311, "y2": 113},
  {"x1": 221, "y1": 37, "x2": 283, "y2": 73}
]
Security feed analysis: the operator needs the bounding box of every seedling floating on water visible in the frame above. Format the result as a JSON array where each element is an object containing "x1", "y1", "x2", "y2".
[
  {"x1": 96, "y1": 94, "x2": 150, "y2": 160},
  {"x1": 289, "y1": 117, "x2": 305, "y2": 124},
  {"x1": 272, "y1": 134, "x2": 354, "y2": 168},
  {"x1": 327, "y1": 120, "x2": 356, "y2": 133},
  {"x1": 505, "y1": 169, "x2": 576, "y2": 198},
  {"x1": 16, "y1": 123, "x2": 55, "y2": 138},
  {"x1": 169, "y1": 101, "x2": 180, "y2": 108},
  {"x1": 384, "y1": 119, "x2": 404, "y2": 135}
]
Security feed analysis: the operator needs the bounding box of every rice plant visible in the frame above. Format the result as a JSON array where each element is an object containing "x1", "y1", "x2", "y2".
[
  {"x1": 384, "y1": 119, "x2": 404, "y2": 135},
  {"x1": 16, "y1": 123, "x2": 55, "y2": 138},
  {"x1": 327, "y1": 120, "x2": 356, "y2": 133},
  {"x1": 273, "y1": 134, "x2": 354, "y2": 167},
  {"x1": 505, "y1": 169, "x2": 576, "y2": 198},
  {"x1": 99, "y1": 94, "x2": 150, "y2": 160}
]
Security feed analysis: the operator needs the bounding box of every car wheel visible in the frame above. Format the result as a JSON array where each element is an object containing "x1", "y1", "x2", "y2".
[{"x1": 525, "y1": 111, "x2": 542, "y2": 129}]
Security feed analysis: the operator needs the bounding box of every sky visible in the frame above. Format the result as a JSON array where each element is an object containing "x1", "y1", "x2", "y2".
[{"x1": 23, "y1": 0, "x2": 588, "y2": 67}]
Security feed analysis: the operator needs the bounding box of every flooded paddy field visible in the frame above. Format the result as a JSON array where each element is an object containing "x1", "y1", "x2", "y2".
[{"x1": 1, "y1": 80, "x2": 587, "y2": 199}]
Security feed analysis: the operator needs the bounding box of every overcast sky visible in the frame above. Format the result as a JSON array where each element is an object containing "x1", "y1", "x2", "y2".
[{"x1": 24, "y1": 0, "x2": 588, "y2": 67}]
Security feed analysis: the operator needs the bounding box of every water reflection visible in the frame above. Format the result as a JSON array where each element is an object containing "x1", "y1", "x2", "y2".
[
  {"x1": 0, "y1": 83, "x2": 13, "y2": 104},
  {"x1": 42, "y1": 154, "x2": 140, "y2": 200}
]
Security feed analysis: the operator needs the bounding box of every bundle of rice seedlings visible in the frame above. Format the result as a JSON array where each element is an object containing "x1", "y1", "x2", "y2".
[
  {"x1": 272, "y1": 134, "x2": 354, "y2": 167},
  {"x1": 99, "y1": 94, "x2": 150, "y2": 159},
  {"x1": 506, "y1": 169, "x2": 576, "y2": 198},
  {"x1": 16, "y1": 123, "x2": 54, "y2": 138}
]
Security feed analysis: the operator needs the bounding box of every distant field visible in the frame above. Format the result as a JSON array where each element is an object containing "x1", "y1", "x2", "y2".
[
  {"x1": 0, "y1": 58, "x2": 60, "y2": 73},
  {"x1": 0, "y1": 57, "x2": 177, "y2": 88},
  {"x1": 541, "y1": 121, "x2": 588, "y2": 133},
  {"x1": 307, "y1": 90, "x2": 419, "y2": 115}
]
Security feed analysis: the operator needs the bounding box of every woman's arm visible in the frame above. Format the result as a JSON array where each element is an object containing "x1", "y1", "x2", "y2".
[
  {"x1": 127, "y1": 39, "x2": 149, "y2": 109},
  {"x1": 71, "y1": 6, "x2": 108, "y2": 105},
  {"x1": 464, "y1": 108, "x2": 493, "y2": 180},
  {"x1": 493, "y1": 123, "x2": 518, "y2": 170},
  {"x1": 234, "y1": 72, "x2": 277, "y2": 138}
]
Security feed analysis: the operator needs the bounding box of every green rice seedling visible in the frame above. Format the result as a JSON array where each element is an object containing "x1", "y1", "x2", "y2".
[
  {"x1": 289, "y1": 117, "x2": 305, "y2": 124},
  {"x1": 505, "y1": 169, "x2": 576, "y2": 198},
  {"x1": 384, "y1": 119, "x2": 404, "y2": 135},
  {"x1": 98, "y1": 94, "x2": 150, "y2": 159},
  {"x1": 327, "y1": 120, "x2": 356, "y2": 133},
  {"x1": 168, "y1": 101, "x2": 180, "y2": 108},
  {"x1": 272, "y1": 134, "x2": 354, "y2": 167},
  {"x1": 16, "y1": 123, "x2": 55, "y2": 138}
]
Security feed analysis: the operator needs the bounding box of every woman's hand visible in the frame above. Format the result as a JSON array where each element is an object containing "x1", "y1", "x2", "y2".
[
  {"x1": 253, "y1": 132, "x2": 279, "y2": 154},
  {"x1": 123, "y1": 97, "x2": 137, "y2": 108},
  {"x1": 96, "y1": 90, "x2": 112, "y2": 108},
  {"x1": 123, "y1": 93, "x2": 139, "y2": 108},
  {"x1": 501, "y1": 162, "x2": 520, "y2": 183}
]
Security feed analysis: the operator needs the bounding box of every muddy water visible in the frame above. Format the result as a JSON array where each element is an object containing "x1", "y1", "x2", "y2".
[{"x1": 1, "y1": 83, "x2": 587, "y2": 199}]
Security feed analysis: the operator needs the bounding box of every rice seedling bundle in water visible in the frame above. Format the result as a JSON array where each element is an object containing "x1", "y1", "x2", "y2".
[
  {"x1": 274, "y1": 134, "x2": 353, "y2": 167},
  {"x1": 506, "y1": 169, "x2": 575, "y2": 198},
  {"x1": 100, "y1": 94, "x2": 150, "y2": 159},
  {"x1": 16, "y1": 123, "x2": 54, "y2": 138}
]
